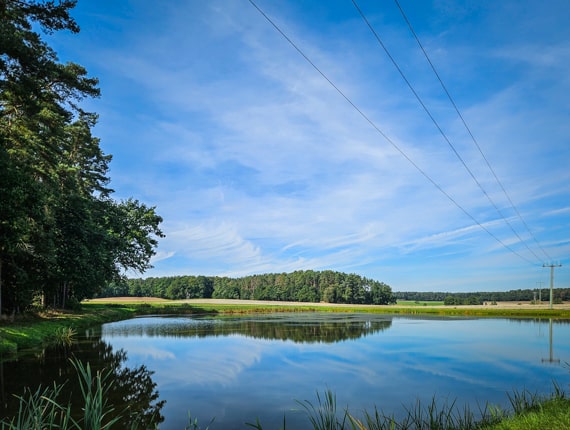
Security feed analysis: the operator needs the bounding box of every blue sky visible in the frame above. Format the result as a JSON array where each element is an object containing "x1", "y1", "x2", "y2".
[{"x1": 50, "y1": 0, "x2": 569, "y2": 292}]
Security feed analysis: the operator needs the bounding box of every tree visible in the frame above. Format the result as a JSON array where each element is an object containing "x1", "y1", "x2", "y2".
[
  {"x1": 0, "y1": 1, "x2": 163, "y2": 312},
  {"x1": 370, "y1": 281, "x2": 396, "y2": 305}
]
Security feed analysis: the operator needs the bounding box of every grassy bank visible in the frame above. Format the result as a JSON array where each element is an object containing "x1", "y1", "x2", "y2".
[
  {"x1": 2, "y1": 371, "x2": 569, "y2": 430},
  {"x1": 1, "y1": 299, "x2": 569, "y2": 354},
  {"x1": 0, "y1": 305, "x2": 136, "y2": 355},
  {"x1": 1, "y1": 300, "x2": 569, "y2": 429}
]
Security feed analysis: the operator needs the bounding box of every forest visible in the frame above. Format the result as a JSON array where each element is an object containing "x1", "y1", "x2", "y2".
[
  {"x1": 0, "y1": 1, "x2": 163, "y2": 313},
  {"x1": 395, "y1": 289, "x2": 570, "y2": 305},
  {"x1": 102, "y1": 274, "x2": 569, "y2": 306},
  {"x1": 101, "y1": 270, "x2": 397, "y2": 305}
]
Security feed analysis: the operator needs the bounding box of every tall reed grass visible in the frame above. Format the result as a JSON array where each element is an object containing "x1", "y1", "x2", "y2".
[
  {"x1": 244, "y1": 387, "x2": 567, "y2": 430},
  {"x1": 1, "y1": 365, "x2": 567, "y2": 430},
  {"x1": 52, "y1": 326, "x2": 77, "y2": 347},
  {"x1": 0, "y1": 359, "x2": 122, "y2": 430}
]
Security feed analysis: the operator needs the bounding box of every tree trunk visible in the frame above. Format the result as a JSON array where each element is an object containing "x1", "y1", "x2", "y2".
[
  {"x1": 62, "y1": 281, "x2": 67, "y2": 309},
  {"x1": 0, "y1": 258, "x2": 3, "y2": 317}
]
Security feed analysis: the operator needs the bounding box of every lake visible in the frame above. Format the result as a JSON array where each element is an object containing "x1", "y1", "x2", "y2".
[{"x1": 1, "y1": 313, "x2": 569, "y2": 429}]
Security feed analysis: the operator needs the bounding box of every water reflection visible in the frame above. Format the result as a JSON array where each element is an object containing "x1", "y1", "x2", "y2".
[
  {"x1": 0, "y1": 334, "x2": 165, "y2": 428},
  {"x1": 541, "y1": 319, "x2": 560, "y2": 364},
  {"x1": 101, "y1": 313, "x2": 393, "y2": 343},
  {"x1": 1, "y1": 314, "x2": 569, "y2": 430},
  {"x1": 101, "y1": 315, "x2": 570, "y2": 429}
]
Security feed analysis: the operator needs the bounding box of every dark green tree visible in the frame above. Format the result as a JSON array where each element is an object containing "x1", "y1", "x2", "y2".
[{"x1": 0, "y1": 1, "x2": 163, "y2": 312}]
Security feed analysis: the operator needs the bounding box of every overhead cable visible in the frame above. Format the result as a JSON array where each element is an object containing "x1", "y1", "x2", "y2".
[
  {"x1": 392, "y1": 0, "x2": 552, "y2": 262},
  {"x1": 247, "y1": 0, "x2": 535, "y2": 265},
  {"x1": 350, "y1": 0, "x2": 544, "y2": 265}
]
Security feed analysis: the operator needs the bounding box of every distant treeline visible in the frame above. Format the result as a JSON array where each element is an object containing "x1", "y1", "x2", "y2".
[
  {"x1": 395, "y1": 289, "x2": 570, "y2": 305},
  {"x1": 101, "y1": 270, "x2": 396, "y2": 305}
]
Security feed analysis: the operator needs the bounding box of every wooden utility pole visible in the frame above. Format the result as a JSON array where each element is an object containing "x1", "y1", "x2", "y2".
[
  {"x1": 542, "y1": 263, "x2": 562, "y2": 310},
  {"x1": 536, "y1": 281, "x2": 544, "y2": 302}
]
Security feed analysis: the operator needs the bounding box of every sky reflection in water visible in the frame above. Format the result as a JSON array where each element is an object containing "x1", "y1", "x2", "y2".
[{"x1": 102, "y1": 314, "x2": 570, "y2": 430}]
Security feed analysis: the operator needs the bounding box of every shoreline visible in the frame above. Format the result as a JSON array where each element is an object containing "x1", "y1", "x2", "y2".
[
  {"x1": 86, "y1": 296, "x2": 570, "y2": 311},
  {"x1": 1, "y1": 298, "x2": 569, "y2": 355}
]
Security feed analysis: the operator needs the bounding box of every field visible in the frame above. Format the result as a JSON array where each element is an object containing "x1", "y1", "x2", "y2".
[
  {"x1": 86, "y1": 296, "x2": 570, "y2": 309},
  {"x1": 83, "y1": 297, "x2": 570, "y2": 317}
]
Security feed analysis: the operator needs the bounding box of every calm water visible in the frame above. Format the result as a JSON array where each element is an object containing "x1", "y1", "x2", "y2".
[{"x1": 1, "y1": 313, "x2": 570, "y2": 429}]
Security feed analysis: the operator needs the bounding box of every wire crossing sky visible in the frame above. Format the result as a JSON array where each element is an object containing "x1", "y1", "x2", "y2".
[
  {"x1": 49, "y1": 0, "x2": 570, "y2": 291},
  {"x1": 248, "y1": 0, "x2": 537, "y2": 266},
  {"x1": 391, "y1": 0, "x2": 552, "y2": 263},
  {"x1": 350, "y1": 0, "x2": 547, "y2": 265}
]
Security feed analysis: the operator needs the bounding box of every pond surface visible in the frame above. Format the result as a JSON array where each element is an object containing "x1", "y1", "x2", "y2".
[{"x1": 1, "y1": 313, "x2": 570, "y2": 429}]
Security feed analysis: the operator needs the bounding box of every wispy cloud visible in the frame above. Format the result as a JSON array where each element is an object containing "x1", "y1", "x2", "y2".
[{"x1": 60, "y1": 0, "x2": 570, "y2": 290}]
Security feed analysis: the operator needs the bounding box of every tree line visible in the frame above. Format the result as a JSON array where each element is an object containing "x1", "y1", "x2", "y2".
[
  {"x1": 100, "y1": 270, "x2": 396, "y2": 305},
  {"x1": 0, "y1": 1, "x2": 163, "y2": 313},
  {"x1": 395, "y1": 289, "x2": 569, "y2": 305}
]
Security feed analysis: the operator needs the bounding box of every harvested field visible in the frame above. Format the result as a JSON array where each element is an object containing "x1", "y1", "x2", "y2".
[{"x1": 85, "y1": 297, "x2": 570, "y2": 310}]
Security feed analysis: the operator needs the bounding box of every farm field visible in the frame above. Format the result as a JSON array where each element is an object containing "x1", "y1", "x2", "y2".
[{"x1": 86, "y1": 296, "x2": 570, "y2": 309}]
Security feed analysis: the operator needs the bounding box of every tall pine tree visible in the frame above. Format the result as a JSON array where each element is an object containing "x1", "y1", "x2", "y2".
[{"x1": 0, "y1": 1, "x2": 164, "y2": 313}]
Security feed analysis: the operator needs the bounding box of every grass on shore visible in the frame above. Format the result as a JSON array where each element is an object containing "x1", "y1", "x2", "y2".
[
  {"x1": 1, "y1": 363, "x2": 568, "y2": 430},
  {"x1": 0, "y1": 305, "x2": 137, "y2": 354},
  {"x1": 1, "y1": 299, "x2": 570, "y2": 355},
  {"x1": 396, "y1": 300, "x2": 445, "y2": 306},
  {"x1": 484, "y1": 397, "x2": 570, "y2": 430},
  {"x1": 0, "y1": 300, "x2": 569, "y2": 429}
]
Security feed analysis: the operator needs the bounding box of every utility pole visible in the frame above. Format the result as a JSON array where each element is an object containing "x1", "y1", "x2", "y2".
[
  {"x1": 536, "y1": 281, "x2": 544, "y2": 302},
  {"x1": 542, "y1": 263, "x2": 562, "y2": 310}
]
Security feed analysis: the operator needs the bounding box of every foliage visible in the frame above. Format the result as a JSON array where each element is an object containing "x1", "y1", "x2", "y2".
[
  {"x1": 1, "y1": 344, "x2": 165, "y2": 429},
  {"x1": 396, "y1": 289, "x2": 570, "y2": 306},
  {"x1": 0, "y1": 0, "x2": 163, "y2": 313},
  {"x1": 52, "y1": 326, "x2": 76, "y2": 347},
  {"x1": 108, "y1": 270, "x2": 396, "y2": 305},
  {"x1": 3, "y1": 377, "x2": 568, "y2": 430},
  {"x1": 1, "y1": 358, "x2": 121, "y2": 430},
  {"x1": 0, "y1": 305, "x2": 138, "y2": 354},
  {"x1": 244, "y1": 387, "x2": 570, "y2": 430}
]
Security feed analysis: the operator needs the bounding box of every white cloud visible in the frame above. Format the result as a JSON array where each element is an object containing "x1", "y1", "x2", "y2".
[{"x1": 59, "y1": 0, "x2": 570, "y2": 290}]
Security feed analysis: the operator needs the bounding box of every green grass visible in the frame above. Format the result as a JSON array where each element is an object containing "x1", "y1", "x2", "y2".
[
  {"x1": 4, "y1": 378, "x2": 569, "y2": 430},
  {"x1": 396, "y1": 300, "x2": 445, "y2": 307},
  {"x1": 0, "y1": 306, "x2": 137, "y2": 354},
  {"x1": 1, "y1": 358, "x2": 124, "y2": 430},
  {"x1": 483, "y1": 398, "x2": 570, "y2": 430},
  {"x1": 229, "y1": 388, "x2": 570, "y2": 430},
  {"x1": 1, "y1": 303, "x2": 569, "y2": 430},
  {"x1": 2, "y1": 300, "x2": 570, "y2": 354}
]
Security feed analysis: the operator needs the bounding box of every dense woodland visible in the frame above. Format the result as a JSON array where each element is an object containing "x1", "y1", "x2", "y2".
[
  {"x1": 0, "y1": 1, "x2": 163, "y2": 313},
  {"x1": 396, "y1": 289, "x2": 570, "y2": 305},
  {"x1": 102, "y1": 275, "x2": 569, "y2": 307},
  {"x1": 101, "y1": 271, "x2": 397, "y2": 305}
]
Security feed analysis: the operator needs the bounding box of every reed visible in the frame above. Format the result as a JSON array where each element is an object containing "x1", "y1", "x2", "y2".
[
  {"x1": 0, "y1": 383, "x2": 72, "y2": 430},
  {"x1": 2, "y1": 381, "x2": 568, "y2": 430},
  {"x1": 0, "y1": 358, "x2": 126, "y2": 430},
  {"x1": 52, "y1": 326, "x2": 77, "y2": 347},
  {"x1": 241, "y1": 386, "x2": 567, "y2": 430}
]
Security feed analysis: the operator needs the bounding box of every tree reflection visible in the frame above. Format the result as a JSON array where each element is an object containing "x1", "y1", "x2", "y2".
[
  {"x1": 0, "y1": 333, "x2": 165, "y2": 428},
  {"x1": 102, "y1": 314, "x2": 394, "y2": 343},
  {"x1": 113, "y1": 351, "x2": 165, "y2": 428}
]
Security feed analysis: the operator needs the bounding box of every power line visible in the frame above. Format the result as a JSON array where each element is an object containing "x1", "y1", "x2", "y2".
[
  {"x1": 350, "y1": 0, "x2": 544, "y2": 265},
  {"x1": 392, "y1": 0, "x2": 552, "y2": 262},
  {"x1": 246, "y1": 0, "x2": 535, "y2": 265}
]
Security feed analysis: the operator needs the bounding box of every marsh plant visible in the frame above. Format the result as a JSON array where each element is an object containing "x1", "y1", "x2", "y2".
[
  {"x1": 0, "y1": 359, "x2": 121, "y2": 430},
  {"x1": 244, "y1": 387, "x2": 568, "y2": 430},
  {"x1": 52, "y1": 327, "x2": 77, "y2": 348},
  {"x1": 1, "y1": 369, "x2": 567, "y2": 430}
]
